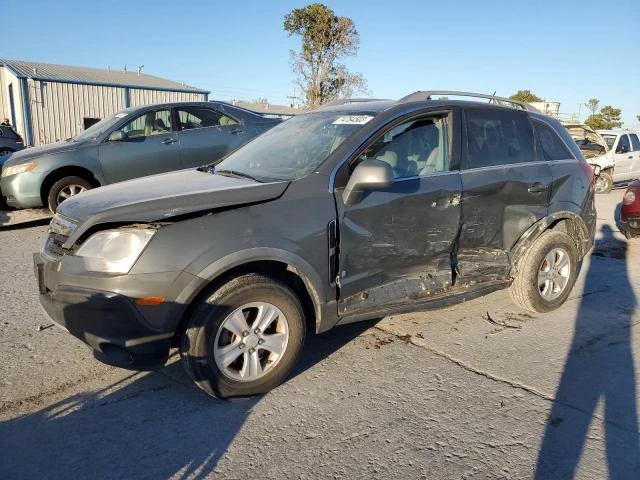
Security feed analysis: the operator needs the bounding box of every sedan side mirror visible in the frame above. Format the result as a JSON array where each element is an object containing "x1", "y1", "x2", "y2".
[
  {"x1": 342, "y1": 159, "x2": 394, "y2": 206},
  {"x1": 108, "y1": 130, "x2": 127, "y2": 142}
]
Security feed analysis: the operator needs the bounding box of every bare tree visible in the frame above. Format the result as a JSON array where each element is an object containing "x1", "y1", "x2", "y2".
[{"x1": 284, "y1": 3, "x2": 367, "y2": 108}]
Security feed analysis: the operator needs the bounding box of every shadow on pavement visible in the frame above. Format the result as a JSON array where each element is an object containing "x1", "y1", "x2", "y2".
[
  {"x1": 535, "y1": 225, "x2": 640, "y2": 478},
  {"x1": 0, "y1": 320, "x2": 375, "y2": 479}
]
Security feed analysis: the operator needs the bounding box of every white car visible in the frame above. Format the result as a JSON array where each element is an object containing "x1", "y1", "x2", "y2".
[
  {"x1": 564, "y1": 124, "x2": 615, "y2": 193},
  {"x1": 596, "y1": 130, "x2": 640, "y2": 191}
]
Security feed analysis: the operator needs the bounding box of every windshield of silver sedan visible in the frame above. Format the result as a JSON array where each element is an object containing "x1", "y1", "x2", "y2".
[{"x1": 212, "y1": 111, "x2": 376, "y2": 181}]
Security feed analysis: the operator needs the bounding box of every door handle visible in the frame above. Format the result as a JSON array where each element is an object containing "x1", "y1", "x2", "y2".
[
  {"x1": 528, "y1": 183, "x2": 549, "y2": 194},
  {"x1": 230, "y1": 129, "x2": 243, "y2": 135},
  {"x1": 629, "y1": 156, "x2": 634, "y2": 159},
  {"x1": 162, "y1": 138, "x2": 177, "y2": 145},
  {"x1": 432, "y1": 193, "x2": 461, "y2": 208}
]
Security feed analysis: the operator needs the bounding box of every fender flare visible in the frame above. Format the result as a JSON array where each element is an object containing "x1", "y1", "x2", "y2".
[
  {"x1": 174, "y1": 247, "x2": 331, "y2": 332},
  {"x1": 509, "y1": 210, "x2": 592, "y2": 274}
]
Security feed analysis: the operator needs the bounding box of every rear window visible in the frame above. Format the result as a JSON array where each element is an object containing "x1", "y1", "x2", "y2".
[
  {"x1": 465, "y1": 108, "x2": 534, "y2": 168},
  {"x1": 534, "y1": 120, "x2": 574, "y2": 161}
]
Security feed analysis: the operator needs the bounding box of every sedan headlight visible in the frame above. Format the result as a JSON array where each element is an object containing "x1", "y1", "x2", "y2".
[
  {"x1": 75, "y1": 229, "x2": 156, "y2": 274},
  {"x1": 2, "y1": 162, "x2": 38, "y2": 177}
]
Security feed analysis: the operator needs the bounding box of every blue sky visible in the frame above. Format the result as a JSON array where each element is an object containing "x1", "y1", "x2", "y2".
[{"x1": 3, "y1": 0, "x2": 639, "y2": 127}]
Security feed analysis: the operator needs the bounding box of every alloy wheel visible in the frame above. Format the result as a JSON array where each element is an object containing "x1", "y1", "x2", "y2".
[{"x1": 538, "y1": 247, "x2": 571, "y2": 301}]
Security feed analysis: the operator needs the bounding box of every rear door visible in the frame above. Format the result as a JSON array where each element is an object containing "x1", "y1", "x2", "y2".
[
  {"x1": 99, "y1": 108, "x2": 180, "y2": 184},
  {"x1": 612, "y1": 134, "x2": 634, "y2": 182},
  {"x1": 457, "y1": 107, "x2": 552, "y2": 283},
  {"x1": 336, "y1": 111, "x2": 462, "y2": 316},
  {"x1": 176, "y1": 106, "x2": 248, "y2": 168}
]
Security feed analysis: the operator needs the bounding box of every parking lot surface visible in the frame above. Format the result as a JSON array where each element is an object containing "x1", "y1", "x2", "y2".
[{"x1": 0, "y1": 191, "x2": 638, "y2": 479}]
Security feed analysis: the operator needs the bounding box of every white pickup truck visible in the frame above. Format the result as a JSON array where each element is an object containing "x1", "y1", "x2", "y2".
[{"x1": 563, "y1": 124, "x2": 617, "y2": 193}]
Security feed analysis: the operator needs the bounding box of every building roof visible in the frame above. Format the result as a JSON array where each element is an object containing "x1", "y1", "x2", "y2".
[{"x1": 0, "y1": 59, "x2": 209, "y2": 94}]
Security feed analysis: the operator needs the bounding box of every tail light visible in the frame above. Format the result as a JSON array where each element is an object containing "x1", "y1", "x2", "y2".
[
  {"x1": 579, "y1": 162, "x2": 595, "y2": 186},
  {"x1": 623, "y1": 190, "x2": 636, "y2": 205},
  {"x1": 15, "y1": 133, "x2": 24, "y2": 145}
]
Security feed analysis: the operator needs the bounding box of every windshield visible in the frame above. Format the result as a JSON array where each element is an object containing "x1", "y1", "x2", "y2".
[
  {"x1": 73, "y1": 111, "x2": 129, "y2": 141},
  {"x1": 601, "y1": 134, "x2": 616, "y2": 149},
  {"x1": 214, "y1": 111, "x2": 377, "y2": 181}
]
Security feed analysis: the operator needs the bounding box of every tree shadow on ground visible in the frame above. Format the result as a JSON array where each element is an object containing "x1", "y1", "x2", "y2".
[
  {"x1": 535, "y1": 225, "x2": 640, "y2": 478},
  {"x1": 0, "y1": 320, "x2": 376, "y2": 480}
]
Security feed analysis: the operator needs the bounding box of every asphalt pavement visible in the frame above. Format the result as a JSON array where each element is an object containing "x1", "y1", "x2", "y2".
[{"x1": 0, "y1": 191, "x2": 638, "y2": 479}]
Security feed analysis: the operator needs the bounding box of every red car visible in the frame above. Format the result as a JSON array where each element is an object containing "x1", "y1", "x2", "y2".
[{"x1": 621, "y1": 179, "x2": 640, "y2": 238}]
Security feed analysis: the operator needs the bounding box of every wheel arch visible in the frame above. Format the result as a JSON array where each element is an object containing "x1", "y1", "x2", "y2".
[
  {"x1": 509, "y1": 211, "x2": 591, "y2": 275},
  {"x1": 40, "y1": 165, "x2": 101, "y2": 205},
  {"x1": 173, "y1": 248, "x2": 332, "y2": 344}
]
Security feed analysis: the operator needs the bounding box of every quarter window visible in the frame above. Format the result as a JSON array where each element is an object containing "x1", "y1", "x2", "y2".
[
  {"x1": 465, "y1": 108, "x2": 535, "y2": 168},
  {"x1": 533, "y1": 120, "x2": 574, "y2": 160},
  {"x1": 629, "y1": 133, "x2": 640, "y2": 151},
  {"x1": 120, "y1": 110, "x2": 172, "y2": 138},
  {"x1": 358, "y1": 116, "x2": 450, "y2": 178},
  {"x1": 177, "y1": 107, "x2": 238, "y2": 130}
]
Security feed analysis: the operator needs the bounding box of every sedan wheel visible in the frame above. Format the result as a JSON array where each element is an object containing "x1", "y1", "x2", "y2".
[
  {"x1": 537, "y1": 247, "x2": 571, "y2": 301},
  {"x1": 56, "y1": 184, "x2": 88, "y2": 204}
]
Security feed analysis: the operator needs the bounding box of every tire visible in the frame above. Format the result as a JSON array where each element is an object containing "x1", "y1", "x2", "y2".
[
  {"x1": 46, "y1": 176, "x2": 93, "y2": 212},
  {"x1": 180, "y1": 273, "x2": 306, "y2": 399},
  {"x1": 510, "y1": 230, "x2": 579, "y2": 313},
  {"x1": 594, "y1": 171, "x2": 613, "y2": 194},
  {"x1": 0, "y1": 148, "x2": 14, "y2": 157}
]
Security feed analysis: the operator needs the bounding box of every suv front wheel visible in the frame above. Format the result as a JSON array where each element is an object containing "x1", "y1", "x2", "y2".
[
  {"x1": 510, "y1": 230, "x2": 579, "y2": 313},
  {"x1": 180, "y1": 273, "x2": 306, "y2": 398}
]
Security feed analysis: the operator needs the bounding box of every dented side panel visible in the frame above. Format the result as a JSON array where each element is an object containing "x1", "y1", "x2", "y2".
[
  {"x1": 457, "y1": 161, "x2": 553, "y2": 281},
  {"x1": 336, "y1": 172, "x2": 462, "y2": 315}
]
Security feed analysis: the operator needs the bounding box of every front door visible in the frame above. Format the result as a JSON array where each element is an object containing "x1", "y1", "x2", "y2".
[
  {"x1": 176, "y1": 106, "x2": 248, "y2": 168},
  {"x1": 628, "y1": 133, "x2": 640, "y2": 179},
  {"x1": 335, "y1": 113, "x2": 462, "y2": 316},
  {"x1": 457, "y1": 107, "x2": 552, "y2": 283},
  {"x1": 612, "y1": 134, "x2": 634, "y2": 182},
  {"x1": 99, "y1": 108, "x2": 181, "y2": 184}
]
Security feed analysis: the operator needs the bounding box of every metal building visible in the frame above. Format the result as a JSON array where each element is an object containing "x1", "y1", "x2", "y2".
[{"x1": 0, "y1": 59, "x2": 209, "y2": 147}]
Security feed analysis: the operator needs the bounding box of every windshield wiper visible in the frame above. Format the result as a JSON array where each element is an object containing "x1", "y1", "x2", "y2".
[{"x1": 215, "y1": 169, "x2": 263, "y2": 183}]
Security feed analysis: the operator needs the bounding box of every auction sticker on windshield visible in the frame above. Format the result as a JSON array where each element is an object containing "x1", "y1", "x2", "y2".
[{"x1": 332, "y1": 115, "x2": 373, "y2": 125}]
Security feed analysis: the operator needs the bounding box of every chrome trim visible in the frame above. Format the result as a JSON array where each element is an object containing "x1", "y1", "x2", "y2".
[{"x1": 460, "y1": 160, "x2": 551, "y2": 173}]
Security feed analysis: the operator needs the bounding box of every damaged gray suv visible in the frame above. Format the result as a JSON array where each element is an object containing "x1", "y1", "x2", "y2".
[{"x1": 35, "y1": 91, "x2": 597, "y2": 398}]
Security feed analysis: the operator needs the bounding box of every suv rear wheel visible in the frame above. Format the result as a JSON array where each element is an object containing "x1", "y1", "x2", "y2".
[
  {"x1": 180, "y1": 273, "x2": 306, "y2": 398},
  {"x1": 510, "y1": 230, "x2": 579, "y2": 312},
  {"x1": 0, "y1": 148, "x2": 14, "y2": 157}
]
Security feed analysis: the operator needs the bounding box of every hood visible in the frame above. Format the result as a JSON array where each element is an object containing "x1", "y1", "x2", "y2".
[
  {"x1": 58, "y1": 169, "x2": 290, "y2": 246},
  {"x1": 5, "y1": 139, "x2": 88, "y2": 164}
]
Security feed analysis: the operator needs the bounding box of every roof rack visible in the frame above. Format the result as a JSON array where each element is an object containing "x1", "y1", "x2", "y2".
[
  {"x1": 319, "y1": 98, "x2": 390, "y2": 108},
  {"x1": 397, "y1": 91, "x2": 540, "y2": 112}
]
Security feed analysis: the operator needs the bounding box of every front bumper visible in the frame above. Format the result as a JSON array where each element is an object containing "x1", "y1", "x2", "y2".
[
  {"x1": 34, "y1": 252, "x2": 197, "y2": 369},
  {"x1": 1, "y1": 171, "x2": 46, "y2": 208}
]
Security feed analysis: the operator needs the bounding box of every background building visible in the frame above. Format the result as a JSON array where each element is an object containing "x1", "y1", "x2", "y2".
[{"x1": 0, "y1": 59, "x2": 209, "y2": 146}]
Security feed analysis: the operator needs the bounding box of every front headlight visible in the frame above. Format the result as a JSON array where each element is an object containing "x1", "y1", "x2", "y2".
[
  {"x1": 623, "y1": 190, "x2": 636, "y2": 205},
  {"x1": 75, "y1": 229, "x2": 156, "y2": 274},
  {"x1": 2, "y1": 162, "x2": 38, "y2": 177}
]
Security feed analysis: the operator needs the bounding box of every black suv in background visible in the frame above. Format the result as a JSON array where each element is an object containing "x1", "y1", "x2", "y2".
[{"x1": 35, "y1": 91, "x2": 597, "y2": 398}]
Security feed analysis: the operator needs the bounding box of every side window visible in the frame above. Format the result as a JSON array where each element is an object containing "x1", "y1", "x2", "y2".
[
  {"x1": 178, "y1": 107, "x2": 238, "y2": 130},
  {"x1": 465, "y1": 108, "x2": 534, "y2": 168},
  {"x1": 616, "y1": 134, "x2": 631, "y2": 154},
  {"x1": 359, "y1": 116, "x2": 449, "y2": 179},
  {"x1": 533, "y1": 120, "x2": 574, "y2": 161},
  {"x1": 120, "y1": 109, "x2": 172, "y2": 138},
  {"x1": 629, "y1": 133, "x2": 640, "y2": 152}
]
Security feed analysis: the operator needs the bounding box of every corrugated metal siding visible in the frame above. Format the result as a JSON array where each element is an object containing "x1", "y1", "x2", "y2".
[
  {"x1": 28, "y1": 80, "x2": 125, "y2": 145},
  {"x1": 129, "y1": 88, "x2": 206, "y2": 107}
]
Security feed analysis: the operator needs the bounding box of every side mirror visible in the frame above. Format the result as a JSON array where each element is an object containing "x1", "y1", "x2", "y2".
[
  {"x1": 108, "y1": 130, "x2": 127, "y2": 142},
  {"x1": 617, "y1": 144, "x2": 629, "y2": 154},
  {"x1": 592, "y1": 164, "x2": 602, "y2": 176},
  {"x1": 342, "y1": 159, "x2": 394, "y2": 206}
]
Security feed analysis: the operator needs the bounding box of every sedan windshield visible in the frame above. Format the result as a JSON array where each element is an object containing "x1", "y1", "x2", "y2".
[
  {"x1": 73, "y1": 111, "x2": 128, "y2": 141},
  {"x1": 214, "y1": 111, "x2": 377, "y2": 181}
]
